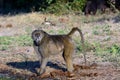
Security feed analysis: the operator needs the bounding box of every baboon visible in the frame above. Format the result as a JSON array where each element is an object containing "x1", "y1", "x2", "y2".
[
  {"x1": 115, "y1": 0, "x2": 120, "y2": 10},
  {"x1": 31, "y1": 27, "x2": 85, "y2": 75},
  {"x1": 84, "y1": 0, "x2": 97, "y2": 15},
  {"x1": 84, "y1": 0, "x2": 109, "y2": 15}
]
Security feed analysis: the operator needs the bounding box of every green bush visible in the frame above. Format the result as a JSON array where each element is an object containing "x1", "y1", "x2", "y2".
[
  {"x1": 70, "y1": 0, "x2": 86, "y2": 11},
  {"x1": 45, "y1": 0, "x2": 87, "y2": 15},
  {"x1": 3, "y1": 0, "x2": 87, "y2": 14},
  {"x1": 45, "y1": 2, "x2": 70, "y2": 15}
]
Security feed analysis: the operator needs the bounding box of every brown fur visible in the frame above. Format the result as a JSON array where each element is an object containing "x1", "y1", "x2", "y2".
[{"x1": 31, "y1": 27, "x2": 85, "y2": 75}]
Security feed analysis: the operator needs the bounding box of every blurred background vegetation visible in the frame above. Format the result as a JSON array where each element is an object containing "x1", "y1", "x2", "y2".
[
  {"x1": 0, "y1": 0, "x2": 120, "y2": 15},
  {"x1": 0, "y1": 0, "x2": 87, "y2": 15}
]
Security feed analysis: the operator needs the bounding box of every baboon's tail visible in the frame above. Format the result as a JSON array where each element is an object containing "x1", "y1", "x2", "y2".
[
  {"x1": 68, "y1": 27, "x2": 84, "y2": 44},
  {"x1": 68, "y1": 27, "x2": 86, "y2": 64}
]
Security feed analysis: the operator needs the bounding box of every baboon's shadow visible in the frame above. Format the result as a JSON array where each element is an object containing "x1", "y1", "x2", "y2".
[{"x1": 7, "y1": 61, "x2": 66, "y2": 73}]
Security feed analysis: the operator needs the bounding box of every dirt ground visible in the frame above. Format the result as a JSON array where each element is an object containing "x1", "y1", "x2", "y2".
[
  {"x1": 0, "y1": 13, "x2": 120, "y2": 80},
  {"x1": 0, "y1": 47, "x2": 120, "y2": 80}
]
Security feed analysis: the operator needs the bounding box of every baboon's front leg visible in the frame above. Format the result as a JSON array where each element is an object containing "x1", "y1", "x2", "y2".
[{"x1": 39, "y1": 58, "x2": 48, "y2": 75}]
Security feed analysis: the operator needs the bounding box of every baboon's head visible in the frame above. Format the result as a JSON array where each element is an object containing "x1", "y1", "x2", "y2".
[{"x1": 32, "y1": 30, "x2": 45, "y2": 46}]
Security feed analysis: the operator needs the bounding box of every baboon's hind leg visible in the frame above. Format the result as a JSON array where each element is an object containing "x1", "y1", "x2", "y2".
[{"x1": 63, "y1": 45, "x2": 74, "y2": 72}]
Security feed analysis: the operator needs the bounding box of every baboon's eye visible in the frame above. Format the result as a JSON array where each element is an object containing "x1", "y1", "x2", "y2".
[{"x1": 35, "y1": 33, "x2": 40, "y2": 37}]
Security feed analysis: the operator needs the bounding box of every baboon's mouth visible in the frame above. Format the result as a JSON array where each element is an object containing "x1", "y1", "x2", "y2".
[{"x1": 34, "y1": 41, "x2": 39, "y2": 46}]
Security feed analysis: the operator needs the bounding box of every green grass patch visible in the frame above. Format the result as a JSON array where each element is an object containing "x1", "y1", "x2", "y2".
[
  {"x1": 49, "y1": 30, "x2": 55, "y2": 34},
  {"x1": 92, "y1": 26, "x2": 101, "y2": 35},
  {"x1": 92, "y1": 43, "x2": 120, "y2": 66},
  {"x1": 92, "y1": 25, "x2": 112, "y2": 36},
  {"x1": 15, "y1": 35, "x2": 32, "y2": 46},
  {"x1": 0, "y1": 45, "x2": 9, "y2": 51},
  {"x1": 93, "y1": 44, "x2": 120, "y2": 57},
  {"x1": 102, "y1": 25, "x2": 111, "y2": 35},
  {"x1": 0, "y1": 36, "x2": 14, "y2": 45},
  {"x1": 0, "y1": 35, "x2": 32, "y2": 51},
  {"x1": 104, "y1": 44, "x2": 120, "y2": 67},
  {"x1": 92, "y1": 42, "x2": 104, "y2": 54},
  {"x1": 106, "y1": 44, "x2": 120, "y2": 56},
  {"x1": 75, "y1": 39, "x2": 95, "y2": 53},
  {"x1": 58, "y1": 30, "x2": 66, "y2": 34},
  {"x1": 49, "y1": 29, "x2": 68, "y2": 34}
]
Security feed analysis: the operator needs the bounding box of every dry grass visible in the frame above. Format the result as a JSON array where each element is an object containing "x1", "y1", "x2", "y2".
[{"x1": 0, "y1": 12, "x2": 120, "y2": 79}]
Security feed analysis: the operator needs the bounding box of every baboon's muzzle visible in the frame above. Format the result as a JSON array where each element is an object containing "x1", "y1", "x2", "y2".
[{"x1": 34, "y1": 41, "x2": 39, "y2": 46}]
